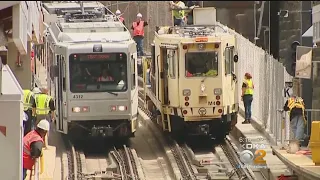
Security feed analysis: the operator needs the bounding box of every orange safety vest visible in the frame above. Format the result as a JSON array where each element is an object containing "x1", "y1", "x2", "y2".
[
  {"x1": 97, "y1": 76, "x2": 114, "y2": 82},
  {"x1": 23, "y1": 130, "x2": 44, "y2": 170},
  {"x1": 119, "y1": 16, "x2": 124, "y2": 23},
  {"x1": 132, "y1": 21, "x2": 145, "y2": 36}
]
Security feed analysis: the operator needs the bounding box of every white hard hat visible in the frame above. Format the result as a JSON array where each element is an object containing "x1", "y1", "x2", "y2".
[
  {"x1": 37, "y1": 119, "x2": 50, "y2": 131},
  {"x1": 137, "y1": 13, "x2": 142, "y2": 17},
  {"x1": 116, "y1": 10, "x2": 121, "y2": 15},
  {"x1": 32, "y1": 87, "x2": 41, "y2": 94}
]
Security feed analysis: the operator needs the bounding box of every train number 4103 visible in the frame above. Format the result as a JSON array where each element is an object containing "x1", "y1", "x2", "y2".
[
  {"x1": 208, "y1": 101, "x2": 215, "y2": 105},
  {"x1": 73, "y1": 95, "x2": 83, "y2": 99}
]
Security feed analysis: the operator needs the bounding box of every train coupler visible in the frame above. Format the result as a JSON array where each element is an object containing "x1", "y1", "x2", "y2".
[
  {"x1": 198, "y1": 124, "x2": 210, "y2": 135},
  {"x1": 91, "y1": 125, "x2": 113, "y2": 137}
]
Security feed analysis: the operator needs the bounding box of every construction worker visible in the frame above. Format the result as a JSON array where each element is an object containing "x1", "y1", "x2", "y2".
[
  {"x1": 185, "y1": 1, "x2": 200, "y2": 25},
  {"x1": 23, "y1": 89, "x2": 36, "y2": 135},
  {"x1": 131, "y1": 13, "x2": 148, "y2": 57},
  {"x1": 22, "y1": 119, "x2": 49, "y2": 180},
  {"x1": 283, "y1": 96, "x2": 307, "y2": 144},
  {"x1": 241, "y1": 73, "x2": 254, "y2": 124},
  {"x1": 115, "y1": 10, "x2": 125, "y2": 25},
  {"x1": 35, "y1": 87, "x2": 55, "y2": 125},
  {"x1": 170, "y1": 1, "x2": 186, "y2": 26}
]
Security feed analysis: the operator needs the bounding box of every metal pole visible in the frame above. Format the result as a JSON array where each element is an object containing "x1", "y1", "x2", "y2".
[
  {"x1": 254, "y1": 2, "x2": 257, "y2": 44},
  {"x1": 116, "y1": 1, "x2": 119, "y2": 10},
  {"x1": 268, "y1": 1, "x2": 271, "y2": 53},
  {"x1": 80, "y1": 1, "x2": 84, "y2": 14}
]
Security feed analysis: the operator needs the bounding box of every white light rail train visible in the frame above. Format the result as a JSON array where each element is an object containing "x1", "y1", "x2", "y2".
[{"x1": 41, "y1": 1, "x2": 138, "y2": 139}]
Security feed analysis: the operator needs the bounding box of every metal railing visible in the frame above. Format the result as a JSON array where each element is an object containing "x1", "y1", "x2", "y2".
[{"x1": 275, "y1": 109, "x2": 320, "y2": 147}]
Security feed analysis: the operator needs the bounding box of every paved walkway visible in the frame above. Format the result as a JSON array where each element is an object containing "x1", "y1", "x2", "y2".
[
  {"x1": 232, "y1": 107, "x2": 293, "y2": 179},
  {"x1": 271, "y1": 146, "x2": 320, "y2": 180},
  {"x1": 25, "y1": 59, "x2": 64, "y2": 179}
]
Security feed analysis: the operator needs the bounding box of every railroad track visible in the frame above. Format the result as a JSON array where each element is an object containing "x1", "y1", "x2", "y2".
[
  {"x1": 137, "y1": 83, "x2": 256, "y2": 180},
  {"x1": 63, "y1": 138, "x2": 141, "y2": 180}
]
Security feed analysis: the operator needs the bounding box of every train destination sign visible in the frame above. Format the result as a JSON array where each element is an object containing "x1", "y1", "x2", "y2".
[{"x1": 71, "y1": 53, "x2": 125, "y2": 61}]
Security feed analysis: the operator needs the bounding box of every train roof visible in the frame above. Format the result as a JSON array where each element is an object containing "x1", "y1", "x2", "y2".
[
  {"x1": 43, "y1": 1, "x2": 104, "y2": 14},
  {"x1": 59, "y1": 41, "x2": 133, "y2": 52},
  {"x1": 155, "y1": 25, "x2": 234, "y2": 43},
  {"x1": 57, "y1": 31, "x2": 132, "y2": 43},
  {"x1": 43, "y1": 1, "x2": 132, "y2": 45}
]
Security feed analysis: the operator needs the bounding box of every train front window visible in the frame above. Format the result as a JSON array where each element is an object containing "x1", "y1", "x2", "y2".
[
  {"x1": 185, "y1": 51, "x2": 218, "y2": 77},
  {"x1": 69, "y1": 53, "x2": 127, "y2": 93}
]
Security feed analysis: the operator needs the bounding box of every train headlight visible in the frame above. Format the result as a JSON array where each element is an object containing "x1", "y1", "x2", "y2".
[
  {"x1": 200, "y1": 83, "x2": 206, "y2": 93},
  {"x1": 118, "y1": 106, "x2": 127, "y2": 111},
  {"x1": 82, "y1": 106, "x2": 90, "y2": 112},
  {"x1": 183, "y1": 89, "x2": 191, "y2": 96},
  {"x1": 110, "y1": 106, "x2": 117, "y2": 111},
  {"x1": 214, "y1": 88, "x2": 222, "y2": 95},
  {"x1": 72, "y1": 107, "x2": 81, "y2": 113},
  {"x1": 198, "y1": 43, "x2": 206, "y2": 50}
]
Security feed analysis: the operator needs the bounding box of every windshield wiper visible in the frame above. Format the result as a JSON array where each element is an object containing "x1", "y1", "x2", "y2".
[{"x1": 106, "y1": 91, "x2": 118, "y2": 96}]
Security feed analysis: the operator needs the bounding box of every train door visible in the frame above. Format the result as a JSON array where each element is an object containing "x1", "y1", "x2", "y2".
[
  {"x1": 167, "y1": 49, "x2": 179, "y2": 106},
  {"x1": 160, "y1": 48, "x2": 169, "y2": 105},
  {"x1": 224, "y1": 46, "x2": 236, "y2": 107},
  {"x1": 54, "y1": 46, "x2": 68, "y2": 134},
  {"x1": 130, "y1": 52, "x2": 138, "y2": 133}
]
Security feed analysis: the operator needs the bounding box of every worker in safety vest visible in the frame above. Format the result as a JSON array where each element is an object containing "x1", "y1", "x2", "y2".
[
  {"x1": 115, "y1": 10, "x2": 125, "y2": 25},
  {"x1": 35, "y1": 87, "x2": 55, "y2": 125},
  {"x1": 131, "y1": 13, "x2": 148, "y2": 57},
  {"x1": 23, "y1": 89, "x2": 37, "y2": 136},
  {"x1": 241, "y1": 73, "x2": 254, "y2": 124},
  {"x1": 22, "y1": 119, "x2": 49, "y2": 180},
  {"x1": 170, "y1": 1, "x2": 186, "y2": 26},
  {"x1": 283, "y1": 96, "x2": 307, "y2": 143}
]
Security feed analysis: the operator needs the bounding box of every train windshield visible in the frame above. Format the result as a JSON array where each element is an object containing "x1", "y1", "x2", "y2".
[
  {"x1": 69, "y1": 53, "x2": 127, "y2": 93},
  {"x1": 185, "y1": 51, "x2": 219, "y2": 77}
]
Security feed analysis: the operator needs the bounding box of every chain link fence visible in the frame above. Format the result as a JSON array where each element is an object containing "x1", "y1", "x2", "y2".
[
  {"x1": 101, "y1": 1, "x2": 172, "y2": 53},
  {"x1": 215, "y1": 22, "x2": 293, "y2": 145}
]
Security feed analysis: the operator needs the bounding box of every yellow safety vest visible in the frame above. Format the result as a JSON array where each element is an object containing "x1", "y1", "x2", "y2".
[
  {"x1": 287, "y1": 97, "x2": 307, "y2": 124},
  {"x1": 36, "y1": 94, "x2": 52, "y2": 115},
  {"x1": 172, "y1": 2, "x2": 185, "y2": 19},
  {"x1": 244, "y1": 79, "x2": 253, "y2": 95},
  {"x1": 23, "y1": 90, "x2": 33, "y2": 111}
]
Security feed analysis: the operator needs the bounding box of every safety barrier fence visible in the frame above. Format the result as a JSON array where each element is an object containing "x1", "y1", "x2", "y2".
[{"x1": 276, "y1": 109, "x2": 320, "y2": 147}]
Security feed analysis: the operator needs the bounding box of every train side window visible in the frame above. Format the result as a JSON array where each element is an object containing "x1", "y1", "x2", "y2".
[
  {"x1": 61, "y1": 56, "x2": 66, "y2": 91},
  {"x1": 131, "y1": 55, "x2": 136, "y2": 90},
  {"x1": 151, "y1": 44, "x2": 156, "y2": 76},
  {"x1": 225, "y1": 47, "x2": 232, "y2": 75},
  {"x1": 230, "y1": 46, "x2": 235, "y2": 73},
  {"x1": 168, "y1": 50, "x2": 176, "y2": 78}
]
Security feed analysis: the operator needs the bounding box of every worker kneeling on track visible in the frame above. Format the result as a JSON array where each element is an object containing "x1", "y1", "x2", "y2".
[{"x1": 22, "y1": 120, "x2": 49, "y2": 180}]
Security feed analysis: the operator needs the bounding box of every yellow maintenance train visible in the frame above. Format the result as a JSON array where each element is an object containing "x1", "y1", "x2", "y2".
[{"x1": 139, "y1": 7, "x2": 239, "y2": 140}]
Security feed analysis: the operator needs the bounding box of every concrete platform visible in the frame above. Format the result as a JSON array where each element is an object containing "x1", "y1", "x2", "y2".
[
  {"x1": 271, "y1": 146, "x2": 320, "y2": 180},
  {"x1": 24, "y1": 58, "x2": 64, "y2": 180},
  {"x1": 231, "y1": 114, "x2": 293, "y2": 180}
]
